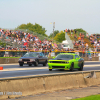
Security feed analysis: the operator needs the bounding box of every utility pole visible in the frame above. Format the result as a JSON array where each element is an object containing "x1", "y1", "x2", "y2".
[
  {"x1": 53, "y1": 22, "x2": 55, "y2": 43},
  {"x1": 50, "y1": 22, "x2": 55, "y2": 43}
]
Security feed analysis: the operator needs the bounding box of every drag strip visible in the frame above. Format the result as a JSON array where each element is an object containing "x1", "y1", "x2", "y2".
[
  {"x1": 0, "y1": 64, "x2": 100, "y2": 72},
  {"x1": 0, "y1": 65, "x2": 100, "y2": 78},
  {"x1": 0, "y1": 61, "x2": 99, "y2": 78},
  {"x1": 0, "y1": 66, "x2": 100, "y2": 78}
]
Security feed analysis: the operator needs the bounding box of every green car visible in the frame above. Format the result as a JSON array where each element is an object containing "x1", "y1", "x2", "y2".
[{"x1": 48, "y1": 53, "x2": 84, "y2": 71}]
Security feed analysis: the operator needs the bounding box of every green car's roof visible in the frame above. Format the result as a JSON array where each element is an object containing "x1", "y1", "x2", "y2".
[{"x1": 58, "y1": 53, "x2": 76, "y2": 55}]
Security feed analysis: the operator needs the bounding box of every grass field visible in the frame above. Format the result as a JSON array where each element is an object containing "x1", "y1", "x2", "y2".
[
  {"x1": 0, "y1": 57, "x2": 20, "y2": 58},
  {"x1": 73, "y1": 94, "x2": 100, "y2": 100}
]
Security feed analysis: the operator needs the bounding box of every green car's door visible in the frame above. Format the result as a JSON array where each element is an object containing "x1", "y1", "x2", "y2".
[{"x1": 74, "y1": 55, "x2": 80, "y2": 68}]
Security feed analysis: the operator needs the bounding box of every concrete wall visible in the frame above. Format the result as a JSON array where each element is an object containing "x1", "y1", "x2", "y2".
[
  {"x1": 0, "y1": 71, "x2": 100, "y2": 99},
  {"x1": 0, "y1": 58, "x2": 19, "y2": 64},
  {"x1": 0, "y1": 57, "x2": 99, "y2": 64}
]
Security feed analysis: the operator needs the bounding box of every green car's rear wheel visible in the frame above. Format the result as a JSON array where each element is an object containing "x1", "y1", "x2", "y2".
[{"x1": 78, "y1": 63, "x2": 83, "y2": 71}]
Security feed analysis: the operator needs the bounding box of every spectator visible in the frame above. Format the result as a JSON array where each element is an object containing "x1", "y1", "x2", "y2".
[{"x1": 74, "y1": 29, "x2": 77, "y2": 34}]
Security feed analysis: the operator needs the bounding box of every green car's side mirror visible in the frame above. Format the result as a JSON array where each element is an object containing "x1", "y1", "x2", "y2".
[{"x1": 53, "y1": 57, "x2": 55, "y2": 59}]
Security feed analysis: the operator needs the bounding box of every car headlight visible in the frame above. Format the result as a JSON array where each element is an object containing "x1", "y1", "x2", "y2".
[
  {"x1": 30, "y1": 59, "x2": 35, "y2": 61},
  {"x1": 19, "y1": 59, "x2": 22, "y2": 61}
]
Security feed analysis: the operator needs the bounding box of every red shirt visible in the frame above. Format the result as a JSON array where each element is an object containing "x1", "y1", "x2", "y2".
[
  {"x1": 24, "y1": 42, "x2": 28, "y2": 46},
  {"x1": 65, "y1": 29, "x2": 67, "y2": 32}
]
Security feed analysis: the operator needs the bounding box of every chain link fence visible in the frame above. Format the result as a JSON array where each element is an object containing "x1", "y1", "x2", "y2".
[{"x1": 0, "y1": 50, "x2": 100, "y2": 61}]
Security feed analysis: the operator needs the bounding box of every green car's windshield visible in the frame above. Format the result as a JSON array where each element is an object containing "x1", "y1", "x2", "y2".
[
  {"x1": 23, "y1": 53, "x2": 39, "y2": 57},
  {"x1": 56, "y1": 54, "x2": 73, "y2": 59}
]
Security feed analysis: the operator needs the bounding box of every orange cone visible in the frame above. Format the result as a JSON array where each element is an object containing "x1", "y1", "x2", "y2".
[{"x1": 0, "y1": 67, "x2": 3, "y2": 70}]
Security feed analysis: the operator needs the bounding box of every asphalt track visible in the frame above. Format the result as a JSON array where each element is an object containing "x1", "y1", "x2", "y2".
[{"x1": 0, "y1": 61, "x2": 100, "y2": 78}]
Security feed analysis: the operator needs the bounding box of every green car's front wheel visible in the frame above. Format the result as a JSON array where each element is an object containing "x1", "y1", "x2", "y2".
[
  {"x1": 70, "y1": 63, "x2": 74, "y2": 71},
  {"x1": 49, "y1": 69, "x2": 52, "y2": 71}
]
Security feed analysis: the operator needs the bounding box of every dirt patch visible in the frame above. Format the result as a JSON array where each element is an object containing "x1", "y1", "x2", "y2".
[{"x1": 5, "y1": 85, "x2": 100, "y2": 100}]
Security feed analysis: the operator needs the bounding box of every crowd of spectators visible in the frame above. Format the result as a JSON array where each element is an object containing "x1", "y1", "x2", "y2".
[
  {"x1": 0, "y1": 29, "x2": 75, "y2": 52},
  {"x1": 0, "y1": 29, "x2": 56, "y2": 51},
  {"x1": 0, "y1": 28, "x2": 100, "y2": 58},
  {"x1": 89, "y1": 34, "x2": 100, "y2": 52},
  {"x1": 72, "y1": 32, "x2": 100, "y2": 53},
  {"x1": 73, "y1": 33, "x2": 88, "y2": 50}
]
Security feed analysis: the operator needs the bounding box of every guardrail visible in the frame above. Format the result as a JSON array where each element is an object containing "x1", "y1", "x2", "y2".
[
  {"x1": 0, "y1": 50, "x2": 99, "y2": 57},
  {"x1": 0, "y1": 50, "x2": 99, "y2": 64}
]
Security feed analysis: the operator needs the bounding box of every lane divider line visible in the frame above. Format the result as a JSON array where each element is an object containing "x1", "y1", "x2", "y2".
[
  {"x1": 1, "y1": 61, "x2": 100, "y2": 65},
  {"x1": 0, "y1": 64, "x2": 100, "y2": 72}
]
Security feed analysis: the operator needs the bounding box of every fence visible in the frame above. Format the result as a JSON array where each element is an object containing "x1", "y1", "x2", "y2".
[{"x1": 0, "y1": 50, "x2": 100, "y2": 60}]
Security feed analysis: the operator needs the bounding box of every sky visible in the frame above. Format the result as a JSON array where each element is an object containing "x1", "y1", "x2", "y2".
[{"x1": 0, "y1": 0, "x2": 100, "y2": 35}]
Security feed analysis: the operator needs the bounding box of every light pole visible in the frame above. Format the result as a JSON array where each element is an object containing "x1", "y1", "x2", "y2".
[{"x1": 50, "y1": 22, "x2": 55, "y2": 43}]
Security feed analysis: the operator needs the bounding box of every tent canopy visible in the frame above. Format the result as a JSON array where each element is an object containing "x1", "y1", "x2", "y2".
[{"x1": 62, "y1": 40, "x2": 69, "y2": 44}]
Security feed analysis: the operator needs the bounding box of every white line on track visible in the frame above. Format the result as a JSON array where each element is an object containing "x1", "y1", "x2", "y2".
[{"x1": 0, "y1": 64, "x2": 100, "y2": 72}]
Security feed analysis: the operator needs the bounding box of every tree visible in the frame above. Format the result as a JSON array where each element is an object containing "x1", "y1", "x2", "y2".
[
  {"x1": 74, "y1": 28, "x2": 86, "y2": 33},
  {"x1": 54, "y1": 31, "x2": 65, "y2": 42},
  {"x1": 49, "y1": 30, "x2": 59, "y2": 38},
  {"x1": 74, "y1": 28, "x2": 87, "y2": 36},
  {"x1": 0, "y1": 41, "x2": 6, "y2": 47},
  {"x1": 17, "y1": 23, "x2": 47, "y2": 36}
]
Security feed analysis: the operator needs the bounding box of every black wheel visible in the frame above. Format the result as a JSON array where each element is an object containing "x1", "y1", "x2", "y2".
[
  {"x1": 43, "y1": 60, "x2": 47, "y2": 66},
  {"x1": 49, "y1": 69, "x2": 52, "y2": 71},
  {"x1": 70, "y1": 63, "x2": 74, "y2": 71},
  {"x1": 19, "y1": 64, "x2": 23, "y2": 66},
  {"x1": 78, "y1": 63, "x2": 83, "y2": 71},
  {"x1": 34, "y1": 61, "x2": 38, "y2": 66},
  {"x1": 29, "y1": 64, "x2": 32, "y2": 66}
]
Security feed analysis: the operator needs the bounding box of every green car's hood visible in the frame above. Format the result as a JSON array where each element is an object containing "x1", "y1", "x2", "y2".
[{"x1": 49, "y1": 58, "x2": 71, "y2": 61}]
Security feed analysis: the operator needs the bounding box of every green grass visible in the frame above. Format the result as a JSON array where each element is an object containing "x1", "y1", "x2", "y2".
[
  {"x1": 0, "y1": 57, "x2": 20, "y2": 58},
  {"x1": 73, "y1": 94, "x2": 100, "y2": 100},
  {"x1": 0, "y1": 57, "x2": 53, "y2": 59}
]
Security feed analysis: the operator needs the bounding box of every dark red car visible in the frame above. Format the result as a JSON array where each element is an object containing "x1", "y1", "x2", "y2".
[{"x1": 18, "y1": 52, "x2": 48, "y2": 66}]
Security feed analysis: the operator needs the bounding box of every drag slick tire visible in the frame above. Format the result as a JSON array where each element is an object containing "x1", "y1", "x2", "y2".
[
  {"x1": 78, "y1": 63, "x2": 83, "y2": 71},
  {"x1": 43, "y1": 60, "x2": 47, "y2": 66}
]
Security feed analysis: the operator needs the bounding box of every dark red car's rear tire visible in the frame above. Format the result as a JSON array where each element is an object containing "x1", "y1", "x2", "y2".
[{"x1": 43, "y1": 60, "x2": 47, "y2": 66}]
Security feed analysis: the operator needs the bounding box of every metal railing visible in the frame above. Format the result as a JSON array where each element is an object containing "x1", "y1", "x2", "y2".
[{"x1": 0, "y1": 50, "x2": 99, "y2": 59}]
